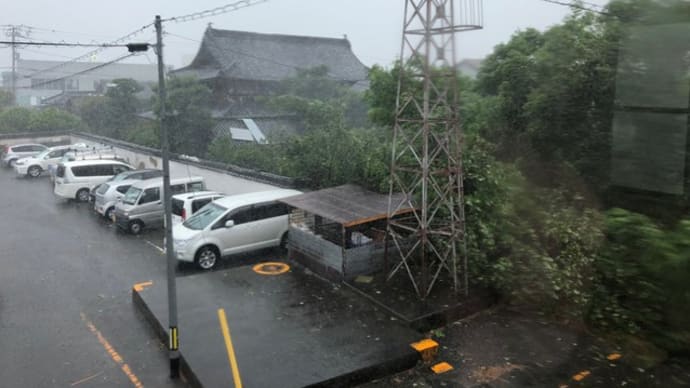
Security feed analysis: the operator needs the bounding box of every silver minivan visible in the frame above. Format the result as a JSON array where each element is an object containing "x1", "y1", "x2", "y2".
[{"x1": 113, "y1": 176, "x2": 206, "y2": 234}]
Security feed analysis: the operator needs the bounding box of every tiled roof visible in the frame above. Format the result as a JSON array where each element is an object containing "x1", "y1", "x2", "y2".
[{"x1": 173, "y1": 28, "x2": 368, "y2": 83}]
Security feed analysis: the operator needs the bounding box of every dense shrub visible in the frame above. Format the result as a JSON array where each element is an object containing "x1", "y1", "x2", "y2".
[
  {"x1": 0, "y1": 107, "x2": 81, "y2": 133},
  {"x1": 590, "y1": 208, "x2": 690, "y2": 353}
]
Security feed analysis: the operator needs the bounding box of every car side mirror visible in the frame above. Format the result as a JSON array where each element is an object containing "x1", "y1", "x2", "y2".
[{"x1": 225, "y1": 220, "x2": 235, "y2": 228}]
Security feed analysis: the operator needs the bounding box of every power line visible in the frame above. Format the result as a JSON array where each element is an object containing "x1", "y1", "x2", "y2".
[
  {"x1": 20, "y1": 48, "x2": 76, "y2": 59},
  {"x1": 12, "y1": 0, "x2": 267, "y2": 95},
  {"x1": 163, "y1": 0, "x2": 268, "y2": 23},
  {"x1": 16, "y1": 65, "x2": 155, "y2": 80},
  {"x1": 0, "y1": 40, "x2": 132, "y2": 48},
  {"x1": 538, "y1": 0, "x2": 611, "y2": 16},
  {"x1": 22, "y1": 53, "x2": 138, "y2": 90},
  {"x1": 22, "y1": 22, "x2": 155, "y2": 80},
  {"x1": 17, "y1": 25, "x2": 119, "y2": 40}
]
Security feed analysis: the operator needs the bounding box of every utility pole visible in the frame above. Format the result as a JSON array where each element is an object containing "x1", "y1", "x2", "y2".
[
  {"x1": 10, "y1": 26, "x2": 17, "y2": 105},
  {"x1": 154, "y1": 14, "x2": 180, "y2": 379},
  {"x1": 5, "y1": 25, "x2": 30, "y2": 105}
]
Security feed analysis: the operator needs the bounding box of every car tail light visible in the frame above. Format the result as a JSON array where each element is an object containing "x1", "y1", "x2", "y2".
[{"x1": 181, "y1": 208, "x2": 187, "y2": 221}]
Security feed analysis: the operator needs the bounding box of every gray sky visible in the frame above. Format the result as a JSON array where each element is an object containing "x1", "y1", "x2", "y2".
[{"x1": 1, "y1": 0, "x2": 609, "y2": 73}]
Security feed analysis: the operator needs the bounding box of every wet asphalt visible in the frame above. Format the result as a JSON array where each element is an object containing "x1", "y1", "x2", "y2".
[{"x1": 0, "y1": 167, "x2": 190, "y2": 387}]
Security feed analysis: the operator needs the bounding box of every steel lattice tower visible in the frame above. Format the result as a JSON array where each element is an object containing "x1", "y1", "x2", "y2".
[{"x1": 387, "y1": 0, "x2": 483, "y2": 299}]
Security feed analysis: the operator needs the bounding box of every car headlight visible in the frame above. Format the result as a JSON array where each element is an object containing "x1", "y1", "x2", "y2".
[
  {"x1": 14, "y1": 160, "x2": 24, "y2": 165},
  {"x1": 173, "y1": 239, "x2": 189, "y2": 251}
]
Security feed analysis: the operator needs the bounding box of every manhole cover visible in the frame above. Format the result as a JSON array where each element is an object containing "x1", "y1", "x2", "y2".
[{"x1": 252, "y1": 262, "x2": 290, "y2": 275}]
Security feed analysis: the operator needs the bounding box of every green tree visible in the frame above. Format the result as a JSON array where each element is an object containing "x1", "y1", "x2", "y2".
[
  {"x1": 125, "y1": 121, "x2": 159, "y2": 148},
  {"x1": 366, "y1": 62, "x2": 493, "y2": 135},
  {"x1": 365, "y1": 64, "x2": 400, "y2": 127},
  {"x1": 268, "y1": 65, "x2": 369, "y2": 130},
  {"x1": 0, "y1": 90, "x2": 13, "y2": 110},
  {"x1": 590, "y1": 208, "x2": 690, "y2": 353},
  {"x1": 104, "y1": 78, "x2": 142, "y2": 138},
  {"x1": 78, "y1": 96, "x2": 110, "y2": 134},
  {"x1": 153, "y1": 77, "x2": 214, "y2": 156},
  {"x1": 30, "y1": 108, "x2": 82, "y2": 131},
  {"x1": 476, "y1": 0, "x2": 690, "y2": 198},
  {"x1": 0, "y1": 107, "x2": 34, "y2": 132}
]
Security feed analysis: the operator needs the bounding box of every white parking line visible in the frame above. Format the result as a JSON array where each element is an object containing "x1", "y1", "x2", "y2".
[{"x1": 144, "y1": 240, "x2": 165, "y2": 254}]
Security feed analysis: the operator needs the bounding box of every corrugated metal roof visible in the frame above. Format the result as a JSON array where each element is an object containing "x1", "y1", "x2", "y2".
[
  {"x1": 229, "y1": 127, "x2": 254, "y2": 142},
  {"x1": 279, "y1": 184, "x2": 414, "y2": 228},
  {"x1": 242, "y1": 118, "x2": 266, "y2": 143}
]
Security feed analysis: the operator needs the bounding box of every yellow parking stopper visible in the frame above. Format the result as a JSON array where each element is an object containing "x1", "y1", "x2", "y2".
[
  {"x1": 572, "y1": 370, "x2": 591, "y2": 381},
  {"x1": 410, "y1": 338, "x2": 439, "y2": 362},
  {"x1": 431, "y1": 362, "x2": 454, "y2": 374}
]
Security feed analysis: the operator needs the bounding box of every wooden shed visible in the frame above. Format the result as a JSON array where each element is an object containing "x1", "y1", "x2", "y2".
[{"x1": 280, "y1": 184, "x2": 414, "y2": 281}]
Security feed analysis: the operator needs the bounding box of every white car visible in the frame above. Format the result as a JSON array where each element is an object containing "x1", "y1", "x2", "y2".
[
  {"x1": 14, "y1": 144, "x2": 88, "y2": 178},
  {"x1": 48, "y1": 147, "x2": 119, "y2": 181},
  {"x1": 171, "y1": 191, "x2": 225, "y2": 226},
  {"x1": 54, "y1": 159, "x2": 133, "y2": 202},
  {"x1": 2, "y1": 143, "x2": 48, "y2": 167},
  {"x1": 173, "y1": 189, "x2": 300, "y2": 269}
]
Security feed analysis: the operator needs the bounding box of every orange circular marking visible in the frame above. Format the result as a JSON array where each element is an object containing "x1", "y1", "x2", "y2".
[{"x1": 252, "y1": 262, "x2": 290, "y2": 275}]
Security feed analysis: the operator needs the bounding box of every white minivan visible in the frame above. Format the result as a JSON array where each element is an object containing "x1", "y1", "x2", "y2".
[
  {"x1": 54, "y1": 160, "x2": 133, "y2": 202},
  {"x1": 173, "y1": 189, "x2": 301, "y2": 269},
  {"x1": 48, "y1": 148, "x2": 120, "y2": 181}
]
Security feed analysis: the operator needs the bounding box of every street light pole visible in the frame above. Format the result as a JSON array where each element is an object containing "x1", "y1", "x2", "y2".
[{"x1": 154, "y1": 14, "x2": 180, "y2": 379}]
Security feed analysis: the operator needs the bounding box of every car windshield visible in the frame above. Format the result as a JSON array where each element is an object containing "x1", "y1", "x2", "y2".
[
  {"x1": 35, "y1": 150, "x2": 50, "y2": 159},
  {"x1": 183, "y1": 202, "x2": 227, "y2": 231},
  {"x1": 96, "y1": 184, "x2": 110, "y2": 195},
  {"x1": 109, "y1": 172, "x2": 132, "y2": 182},
  {"x1": 122, "y1": 187, "x2": 142, "y2": 205}
]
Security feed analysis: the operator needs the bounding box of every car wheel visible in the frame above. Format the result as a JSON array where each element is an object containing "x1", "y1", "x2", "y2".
[
  {"x1": 129, "y1": 220, "x2": 144, "y2": 235},
  {"x1": 104, "y1": 207, "x2": 115, "y2": 221},
  {"x1": 28, "y1": 165, "x2": 42, "y2": 178},
  {"x1": 195, "y1": 246, "x2": 218, "y2": 270},
  {"x1": 76, "y1": 188, "x2": 90, "y2": 202}
]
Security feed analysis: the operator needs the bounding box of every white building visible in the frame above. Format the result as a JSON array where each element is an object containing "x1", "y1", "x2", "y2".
[{"x1": 2, "y1": 59, "x2": 158, "y2": 107}]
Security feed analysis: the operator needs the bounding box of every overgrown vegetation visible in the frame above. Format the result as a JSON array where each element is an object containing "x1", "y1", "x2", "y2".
[{"x1": 0, "y1": 105, "x2": 82, "y2": 133}]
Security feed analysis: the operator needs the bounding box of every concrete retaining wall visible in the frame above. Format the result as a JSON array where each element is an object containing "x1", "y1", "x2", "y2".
[
  {"x1": 0, "y1": 132, "x2": 72, "y2": 148},
  {"x1": 68, "y1": 132, "x2": 288, "y2": 196}
]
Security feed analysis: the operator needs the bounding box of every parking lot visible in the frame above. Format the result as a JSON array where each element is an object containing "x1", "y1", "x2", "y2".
[{"x1": 0, "y1": 166, "x2": 268, "y2": 387}]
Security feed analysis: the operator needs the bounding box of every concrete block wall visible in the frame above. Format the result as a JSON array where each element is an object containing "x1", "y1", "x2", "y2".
[{"x1": 289, "y1": 226, "x2": 344, "y2": 271}]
